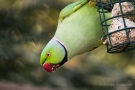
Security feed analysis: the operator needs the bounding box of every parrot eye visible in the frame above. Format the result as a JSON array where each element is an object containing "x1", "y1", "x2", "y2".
[{"x1": 46, "y1": 52, "x2": 51, "y2": 57}]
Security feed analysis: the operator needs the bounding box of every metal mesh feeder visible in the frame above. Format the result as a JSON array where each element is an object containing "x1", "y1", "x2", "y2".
[{"x1": 96, "y1": 0, "x2": 135, "y2": 53}]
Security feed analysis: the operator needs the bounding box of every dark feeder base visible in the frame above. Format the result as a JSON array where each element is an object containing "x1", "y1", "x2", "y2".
[{"x1": 96, "y1": 0, "x2": 135, "y2": 53}]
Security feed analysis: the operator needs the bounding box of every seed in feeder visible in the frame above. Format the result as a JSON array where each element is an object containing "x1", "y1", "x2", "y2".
[
  {"x1": 104, "y1": 17, "x2": 135, "y2": 46},
  {"x1": 102, "y1": 2, "x2": 135, "y2": 47},
  {"x1": 111, "y1": 2, "x2": 134, "y2": 17}
]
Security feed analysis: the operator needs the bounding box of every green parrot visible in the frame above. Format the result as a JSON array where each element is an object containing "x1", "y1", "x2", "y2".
[{"x1": 40, "y1": 0, "x2": 111, "y2": 72}]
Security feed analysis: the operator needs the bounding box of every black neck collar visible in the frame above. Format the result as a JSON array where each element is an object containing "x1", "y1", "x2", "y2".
[{"x1": 56, "y1": 40, "x2": 68, "y2": 66}]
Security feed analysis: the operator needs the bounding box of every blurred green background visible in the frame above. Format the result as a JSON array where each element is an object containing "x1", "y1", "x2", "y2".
[{"x1": 0, "y1": 0, "x2": 135, "y2": 90}]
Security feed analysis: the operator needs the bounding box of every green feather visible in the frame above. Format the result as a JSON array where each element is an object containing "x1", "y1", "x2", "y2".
[
  {"x1": 59, "y1": 0, "x2": 89, "y2": 22},
  {"x1": 55, "y1": 1, "x2": 109, "y2": 59}
]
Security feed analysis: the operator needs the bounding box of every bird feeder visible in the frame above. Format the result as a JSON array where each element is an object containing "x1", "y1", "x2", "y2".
[{"x1": 96, "y1": 0, "x2": 135, "y2": 53}]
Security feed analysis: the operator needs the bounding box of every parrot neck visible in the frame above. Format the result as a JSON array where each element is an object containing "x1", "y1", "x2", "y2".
[
  {"x1": 53, "y1": 37, "x2": 68, "y2": 66},
  {"x1": 53, "y1": 37, "x2": 67, "y2": 50}
]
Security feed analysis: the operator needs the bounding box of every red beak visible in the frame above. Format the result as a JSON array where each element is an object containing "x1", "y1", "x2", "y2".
[{"x1": 43, "y1": 63, "x2": 59, "y2": 73}]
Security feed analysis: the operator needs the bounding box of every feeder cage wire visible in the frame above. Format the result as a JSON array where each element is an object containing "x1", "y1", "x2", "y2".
[{"x1": 96, "y1": 0, "x2": 135, "y2": 53}]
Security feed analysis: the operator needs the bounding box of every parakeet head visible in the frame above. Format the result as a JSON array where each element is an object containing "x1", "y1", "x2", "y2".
[{"x1": 40, "y1": 38, "x2": 67, "y2": 73}]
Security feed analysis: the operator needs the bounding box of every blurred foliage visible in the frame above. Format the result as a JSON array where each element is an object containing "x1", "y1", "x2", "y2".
[{"x1": 0, "y1": 0, "x2": 135, "y2": 90}]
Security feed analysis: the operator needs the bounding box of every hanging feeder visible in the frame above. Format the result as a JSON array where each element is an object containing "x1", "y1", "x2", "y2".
[{"x1": 96, "y1": 0, "x2": 135, "y2": 53}]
